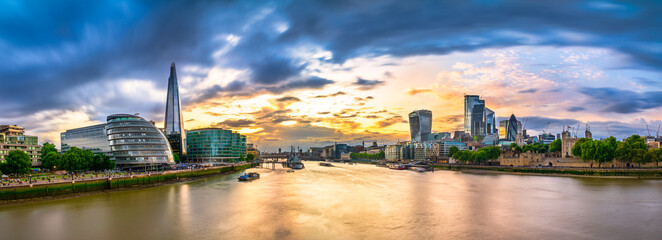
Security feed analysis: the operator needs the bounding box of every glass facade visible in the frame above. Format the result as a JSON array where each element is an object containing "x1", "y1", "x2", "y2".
[
  {"x1": 409, "y1": 110, "x2": 432, "y2": 142},
  {"x1": 485, "y1": 108, "x2": 496, "y2": 135},
  {"x1": 186, "y1": 128, "x2": 247, "y2": 163},
  {"x1": 164, "y1": 62, "x2": 187, "y2": 155},
  {"x1": 499, "y1": 114, "x2": 520, "y2": 141},
  {"x1": 61, "y1": 124, "x2": 111, "y2": 155},
  {"x1": 464, "y1": 95, "x2": 486, "y2": 136},
  {"x1": 106, "y1": 114, "x2": 174, "y2": 167}
]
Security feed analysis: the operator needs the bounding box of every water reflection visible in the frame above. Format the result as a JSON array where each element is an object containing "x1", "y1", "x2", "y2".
[{"x1": 1, "y1": 162, "x2": 662, "y2": 239}]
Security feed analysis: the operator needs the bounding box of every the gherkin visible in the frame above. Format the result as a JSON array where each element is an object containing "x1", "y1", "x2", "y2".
[{"x1": 164, "y1": 62, "x2": 186, "y2": 156}]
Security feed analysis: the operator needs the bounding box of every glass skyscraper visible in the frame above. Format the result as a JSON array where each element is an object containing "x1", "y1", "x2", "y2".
[
  {"x1": 498, "y1": 114, "x2": 520, "y2": 141},
  {"x1": 164, "y1": 62, "x2": 187, "y2": 157},
  {"x1": 409, "y1": 110, "x2": 432, "y2": 142},
  {"x1": 186, "y1": 128, "x2": 247, "y2": 163},
  {"x1": 464, "y1": 95, "x2": 486, "y2": 136},
  {"x1": 485, "y1": 108, "x2": 496, "y2": 135}
]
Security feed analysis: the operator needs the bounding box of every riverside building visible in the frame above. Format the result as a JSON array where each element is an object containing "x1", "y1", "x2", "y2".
[
  {"x1": 186, "y1": 128, "x2": 247, "y2": 163},
  {"x1": 409, "y1": 110, "x2": 432, "y2": 142},
  {"x1": 0, "y1": 125, "x2": 41, "y2": 165},
  {"x1": 61, "y1": 124, "x2": 111, "y2": 155},
  {"x1": 106, "y1": 114, "x2": 174, "y2": 169},
  {"x1": 60, "y1": 114, "x2": 174, "y2": 170},
  {"x1": 164, "y1": 62, "x2": 187, "y2": 158}
]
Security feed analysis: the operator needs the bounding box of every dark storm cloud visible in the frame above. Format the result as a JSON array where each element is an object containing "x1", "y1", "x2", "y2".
[
  {"x1": 250, "y1": 57, "x2": 305, "y2": 84},
  {"x1": 352, "y1": 78, "x2": 386, "y2": 90},
  {"x1": 213, "y1": 119, "x2": 256, "y2": 128},
  {"x1": 568, "y1": 106, "x2": 586, "y2": 112},
  {"x1": 279, "y1": 0, "x2": 662, "y2": 69},
  {"x1": 275, "y1": 96, "x2": 301, "y2": 102},
  {"x1": 264, "y1": 77, "x2": 335, "y2": 94},
  {"x1": 578, "y1": 87, "x2": 662, "y2": 114}
]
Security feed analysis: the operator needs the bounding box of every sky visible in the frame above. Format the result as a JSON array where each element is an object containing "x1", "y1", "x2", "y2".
[{"x1": 1, "y1": 0, "x2": 661, "y2": 151}]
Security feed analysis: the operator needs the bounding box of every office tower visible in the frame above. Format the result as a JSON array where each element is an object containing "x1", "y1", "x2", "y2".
[
  {"x1": 464, "y1": 95, "x2": 486, "y2": 136},
  {"x1": 409, "y1": 110, "x2": 432, "y2": 142},
  {"x1": 61, "y1": 124, "x2": 111, "y2": 155},
  {"x1": 164, "y1": 62, "x2": 187, "y2": 157},
  {"x1": 186, "y1": 128, "x2": 247, "y2": 163},
  {"x1": 485, "y1": 108, "x2": 496, "y2": 135}
]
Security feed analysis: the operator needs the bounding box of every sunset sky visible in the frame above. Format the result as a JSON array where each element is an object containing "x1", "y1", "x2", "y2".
[{"x1": 1, "y1": 0, "x2": 661, "y2": 151}]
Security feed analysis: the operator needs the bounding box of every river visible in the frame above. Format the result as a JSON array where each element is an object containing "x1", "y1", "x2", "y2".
[{"x1": 1, "y1": 162, "x2": 661, "y2": 240}]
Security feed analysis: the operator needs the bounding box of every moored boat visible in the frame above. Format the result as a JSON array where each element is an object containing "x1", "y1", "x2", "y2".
[
  {"x1": 238, "y1": 172, "x2": 260, "y2": 181},
  {"x1": 389, "y1": 164, "x2": 406, "y2": 170},
  {"x1": 319, "y1": 162, "x2": 333, "y2": 167}
]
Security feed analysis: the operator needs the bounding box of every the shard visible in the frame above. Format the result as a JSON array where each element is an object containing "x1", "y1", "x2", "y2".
[{"x1": 165, "y1": 62, "x2": 186, "y2": 156}]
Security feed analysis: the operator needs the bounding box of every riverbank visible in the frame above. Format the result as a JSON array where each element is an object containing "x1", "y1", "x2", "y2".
[
  {"x1": 434, "y1": 164, "x2": 662, "y2": 178},
  {"x1": 0, "y1": 163, "x2": 254, "y2": 206}
]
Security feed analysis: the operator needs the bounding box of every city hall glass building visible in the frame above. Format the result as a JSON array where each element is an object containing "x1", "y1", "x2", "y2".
[
  {"x1": 186, "y1": 128, "x2": 247, "y2": 163},
  {"x1": 106, "y1": 114, "x2": 174, "y2": 168}
]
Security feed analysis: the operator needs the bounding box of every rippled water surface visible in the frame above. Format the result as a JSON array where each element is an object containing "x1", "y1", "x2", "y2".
[{"x1": 2, "y1": 162, "x2": 662, "y2": 240}]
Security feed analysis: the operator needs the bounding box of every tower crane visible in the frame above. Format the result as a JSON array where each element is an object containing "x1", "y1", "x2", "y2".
[
  {"x1": 646, "y1": 122, "x2": 651, "y2": 137},
  {"x1": 606, "y1": 126, "x2": 613, "y2": 137}
]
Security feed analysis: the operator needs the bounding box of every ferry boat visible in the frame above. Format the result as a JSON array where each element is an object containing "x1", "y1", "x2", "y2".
[
  {"x1": 389, "y1": 164, "x2": 406, "y2": 170},
  {"x1": 238, "y1": 172, "x2": 260, "y2": 181}
]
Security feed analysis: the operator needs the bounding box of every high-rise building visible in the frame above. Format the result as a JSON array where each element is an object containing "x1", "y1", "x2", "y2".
[
  {"x1": 409, "y1": 110, "x2": 432, "y2": 142},
  {"x1": 164, "y1": 62, "x2": 187, "y2": 157},
  {"x1": 485, "y1": 108, "x2": 496, "y2": 135},
  {"x1": 0, "y1": 125, "x2": 40, "y2": 165},
  {"x1": 499, "y1": 114, "x2": 520, "y2": 142},
  {"x1": 464, "y1": 95, "x2": 486, "y2": 136}
]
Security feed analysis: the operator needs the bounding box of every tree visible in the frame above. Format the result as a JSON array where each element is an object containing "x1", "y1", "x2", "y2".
[
  {"x1": 549, "y1": 139, "x2": 562, "y2": 153},
  {"x1": 571, "y1": 138, "x2": 590, "y2": 157},
  {"x1": 239, "y1": 155, "x2": 245, "y2": 162},
  {"x1": 41, "y1": 151, "x2": 61, "y2": 171},
  {"x1": 247, "y1": 153, "x2": 255, "y2": 161},
  {"x1": 173, "y1": 153, "x2": 181, "y2": 164},
  {"x1": 448, "y1": 146, "x2": 459, "y2": 157},
  {"x1": 616, "y1": 135, "x2": 648, "y2": 167},
  {"x1": 1, "y1": 150, "x2": 32, "y2": 174},
  {"x1": 40, "y1": 142, "x2": 58, "y2": 160},
  {"x1": 593, "y1": 140, "x2": 616, "y2": 168},
  {"x1": 92, "y1": 153, "x2": 114, "y2": 171},
  {"x1": 61, "y1": 147, "x2": 94, "y2": 172},
  {"x1": 510, "y1": 143, "x2": 518, "y2": 150},
  {"x1": 579, "y1": 139, "x2": 596, "y2": 164}
]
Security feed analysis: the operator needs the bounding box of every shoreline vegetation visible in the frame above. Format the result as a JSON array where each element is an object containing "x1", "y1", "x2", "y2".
[
  {"x1": 433, "y1": 164, "x2": 662, "y2": 178},
  {"x1": 0, "y1": 163, "x2": 254, "y2": 206},
  {"x1": 345, "y1": 159, "x2": 662, "y2": 178}
]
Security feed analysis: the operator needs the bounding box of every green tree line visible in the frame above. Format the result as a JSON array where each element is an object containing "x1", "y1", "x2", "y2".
[
  {"x1": 452, "y1": 146, "x2": 501, "y2": 164},
  {"x1": 350, "y1": 151, "x2": 385, "y2": 160},
  {"x1": 40, "y1": 143, "x2": 115, "y2": 172},
  {"x1": 572, "y1": 135, "x2": 660, "y2": 167}
]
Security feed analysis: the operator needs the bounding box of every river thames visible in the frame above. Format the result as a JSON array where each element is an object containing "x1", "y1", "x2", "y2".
[{"x1": 1, "y1": 162, "x2": 662, "y2": 240}]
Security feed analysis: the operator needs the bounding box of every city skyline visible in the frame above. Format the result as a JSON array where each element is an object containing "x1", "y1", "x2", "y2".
[{"x1": 1, "y1": 1, "x2": 662, "y2": 151}]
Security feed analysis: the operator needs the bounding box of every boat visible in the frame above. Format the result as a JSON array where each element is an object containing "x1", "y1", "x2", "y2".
[
  {"x1": 411, "y1": 167, "x2": 427, "y2": 172},
  {"x1": 238, "y1": 172, "x2": 260, "y2": 181},
  {"x1": 389, "y1": 164, "x2": 406, "y2": 170},
  {"x1": 291, "y1": 162, "x2": 305, "y2": 169},
  {"x1": 319, "y1": 162, "x2": 334, "y2": 167}
]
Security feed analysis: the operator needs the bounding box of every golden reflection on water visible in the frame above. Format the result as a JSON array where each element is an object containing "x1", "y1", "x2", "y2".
[{"x1": 1, "y1": 162, "x2": 662, "y2": 239}]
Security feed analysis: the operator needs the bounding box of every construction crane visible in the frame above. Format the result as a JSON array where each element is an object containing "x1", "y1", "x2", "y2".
[
  {"x1": 606, "y1": 126, "x2": 613, "y2": 137},
  {"x1": 657, "y1": 123, "x2": 661, "y2": 138},
  {"x1": 544, "y1": 121, "x2": 550, "y2": 134},
  {"x1": 647, "y1": 122, "x2": 651, "y2": 137},
  {"x1": 574, "y1": 123, "x2": 580, "y2": 137}
]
